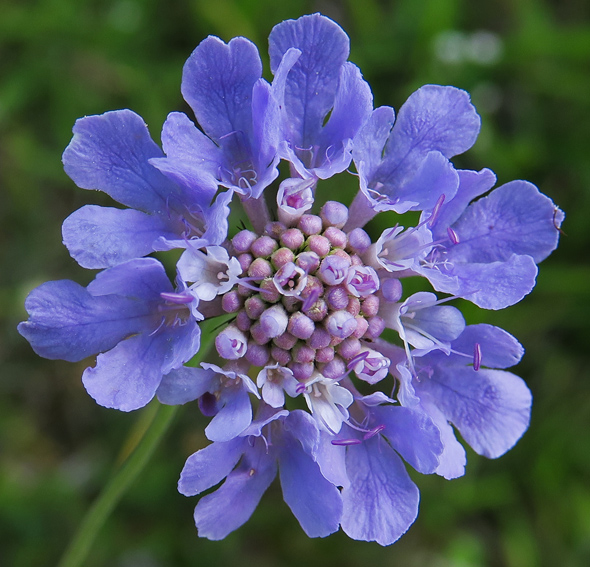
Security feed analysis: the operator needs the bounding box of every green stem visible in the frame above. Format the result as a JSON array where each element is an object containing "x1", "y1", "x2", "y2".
[{"x1": 57, "y1": 403, "x2": 179, "y2": 567}]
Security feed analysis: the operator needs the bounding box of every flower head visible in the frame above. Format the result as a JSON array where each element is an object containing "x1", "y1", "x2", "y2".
[{"x1": 19, "y1": 12, "x2": 563, "y2": 546}]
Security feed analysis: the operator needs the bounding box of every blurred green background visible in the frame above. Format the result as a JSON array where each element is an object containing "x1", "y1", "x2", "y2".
[{"x1": 1, "y1": 0, "x2": 589, "y2": 565}]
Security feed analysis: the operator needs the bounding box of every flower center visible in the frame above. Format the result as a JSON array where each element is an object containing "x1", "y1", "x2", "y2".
[{"x1": 216, "y1": 213, "x2": 386, "y2": 382}]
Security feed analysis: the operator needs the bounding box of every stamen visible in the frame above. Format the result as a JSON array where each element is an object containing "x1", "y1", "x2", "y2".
[
  {"x1": 447, "y1": 227, "x2": 460, "y2": 244},
  {"x1": 331, "y1": 438, "x2": 362, "y2": 446},
  {"x1": 159, "y1": 291, "x2": 193, "y2": 304},
  {"x1": 427, "y1": 194, "x2": 446, "y2": 228},
  {"x1": 347, "y1": 350, "x2": 369, "y2": 370},
  {"x1": 473, "y1": 342, "x2": 482, "y2": 371},
  {"x1": 363, "y1": 424, "x2": 385, "y2": 440}
]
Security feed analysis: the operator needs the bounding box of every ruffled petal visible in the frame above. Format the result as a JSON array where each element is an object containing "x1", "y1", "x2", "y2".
[
  {"x1": 158, "y1": 111, "x2": 222, "y2": 179},
  {"x1": 269, "y1": 13, "x2": 350, "y2": 149},
  {"x1": 419, "y1": 399, "x2": 467, "y2": 480},
  {"x1": 18, "y1": 280, "x2": 150, "y2": 362},
  {"x1": 279, "y1": 428, "x2": 342, "y2": 536},
  {"x1": 449, "y1": 324, "x2": 524, "y2": 369},
  {"x1": 193, "y1": 439, "x2": 277, "y2": 540},
  {"x1": 62, "y1": 110, "x2": 176, "y2": 213},
  {"x1": 205, "y1": 387, "x2": 253, "y2": 442},
  {"x1": 182, "y1": 36, "x2": 261, "y2": 143},
  {"x1": 62, "y1": 205, "x2": 177, "y2": 269},
  {"x1": 81, "y1": 331, "x2": 174, "y2": 411},
  {"x1": 448, "y1": 254, "x2": 538, "y2": 309},
  {"x1": 449, "y1": 180, "x2": 564, "y2": 264},
  {"x1": 380, "y1": 85, "x2": 480, "y2": 182},
  {"x1": 341, "y1": 436, "x2": 420, "y2": 545},
  {"x1": 428, "y1": 168, "x2": 497, "y2": 240},
  {"x1": 375, "y1": 405, "x2": 443, "y2": 474},
  {"x1": 156, "y1": 366, "x2": 215, "y2": 405},
  {"x1": 417, "y1": 365, "x2": 532, "y2": 459},
  {"x1": 178, "y1": 437, "x2": 246, "y2": 496},
  {"x1": 86, "y1": 258, "x2": 173, "y2": 299}
]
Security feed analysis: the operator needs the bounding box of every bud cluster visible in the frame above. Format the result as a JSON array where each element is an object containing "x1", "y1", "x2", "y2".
[{"x1": 215, "y1": 202, "x2": 387, "y2": 382}]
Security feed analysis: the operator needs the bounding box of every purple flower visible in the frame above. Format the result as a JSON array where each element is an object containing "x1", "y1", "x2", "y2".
[
  {"x1": 19, "y1": 12, "x2": 564, "y2": 546},
  {"x1": 19, "y1": 259, "x2": 201, "y2": 411},
  {"x1": 178, "y1": 406, "x2": 342, "y2": 539},
  {"x1": 62, "y1": 110, "x2": 231, "y2": 269}
]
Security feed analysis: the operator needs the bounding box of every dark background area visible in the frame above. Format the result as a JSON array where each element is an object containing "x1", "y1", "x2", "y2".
[{"x1": 1, "y1": 0, "x2": 589, "y2": 565}]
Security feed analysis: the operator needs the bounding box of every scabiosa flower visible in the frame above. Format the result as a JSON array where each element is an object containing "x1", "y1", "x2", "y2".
[{"x1": 19, "y1": 13, "x2": 564, "y2": 546}]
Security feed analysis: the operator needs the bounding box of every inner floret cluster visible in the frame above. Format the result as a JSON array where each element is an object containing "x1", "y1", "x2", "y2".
[
  {"x1": 217, "y1": 204, "x2": 387, "y2": 385},
  {"x1": 18, "y1": 13, "x2": 564, "y2": 546}
]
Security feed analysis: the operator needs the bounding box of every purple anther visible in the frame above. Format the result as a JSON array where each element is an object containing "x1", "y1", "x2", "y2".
[
  {"x1": 323, "y1": 226, "x2": 347, "y2": 248},
  {"x1": 277, "y1": 177, "x2": 315, "y2": 225},
  {"x1": 298, "y1": 214, "x2": 323, "y2": 236},
  {"x1": 320, "y1": 356, "x2": 346, "y2": 379},
  {"x1": 295, "y1": 251, "x2": 320, "y2": 273},
  {"x1": 159, "y1": 291, "x2": 194, "y2": 304},
  {"x1": 235, "y1": 309, "x2": 252, "y2": 332},
  {"x1": 318, "y1": 255, "x2": 350, "y2": 286},
  {"x1": 273, "y1": 262, "x2": 308, "y2": 297},
  {"x1": 331, "y1": 438, "x2": 362, "y2": 446},
  {"x1": 215, "y1": 325, "x2": 248, "y2": 360},
  {"x1": 258, "y1": 278, "x2": 281, "y2": 303},
  {"x1": 309, "y1": 327, "x2": 331, "y2": 349},
  {"x1": 259, "y1": 304, "x2": 289, "y2": 338},
  {"x1": 307, "y1": 234, "x2": 331, "y2": 257},
  {"x1": 325, "y1": 285, "x2": 349, "y2": 310},
  {"x1": 428, "y1": 194, "x2": 446, "y2": 228},
  {"x1": 320, "y1": 201, "x2": 349, "y2": 229},
  {"x1": 447, "y1": 226, "x2": 460, "y2": 244},
  {"x1": 271, "y1": 345, "x2": 291, "y2": 366},
  {"x1": 232, "y1": 230, "x2": 257, "y2": 253},
  {"x1": 352, "y1": 316, "x2": 369, "y2": 339},
  {"x1": 271, "y1": 247, "x2": 295, "y2": 269},
  {"x1": 380, "y1": 278, "x2": 403, "y2": 302},
  {"x1": 326, "y1": 310, "x2": 357, "y2": 339},
  {"x1": 251, "y1": 235, "x2": 278, "y2": 258},
  {"x1": 363, "y1": 424, "x2": 385, "y2": 440},
  {"x1": 353, "y1": 349, "x2": 390, "y2": 384},
  {"x1": 245, "y1": 341, "x2": 270, "y2": 367},
  {"x1": 293, "y1": 344, "x2": 315, "y2": 364},
  {"x1": 289, "y1": 361, "x2": 314, "y2": 381},
  {"x1": 361, "y1": 294, "x2": 380, "y2": 318},
  {"x1": 273, "y1": 331, "x2": 297, "y2": 350},
  {"x1": 315, "y1": 346, "x2": 335, "y2": 363},
  {"x1": 295, "y1": 382, "x2": 307, "y2": 395},
  {"x1": 364, "y1": 316, "x2": 386, "y2": 340},
  {"x1": 221, "y1": 290, "x2": 242, "y2": 313},
  {"x1": 237, "y1": 253, "x2": 253, "y2": 272},
  {"x1": 337, "y1": 337, "x2": 362, "y2": 360},
  {"x1": 288, "y1": 312, "x2": 315, "y2": 340},
  {"x1": 345, "y1": 265, "x2": 380, "y2": 298},
  {"x1": 249, "y1": 321, "x2": 272, "y2": 345},
  {"x1": 244, "y1": 295, "x2": 266, "y2": 319},
  {"x1": 248, "y1": 257, "x2": 272, "y2": 280},
  {"x1": 347, "y1": 227, "x2": 372, "y2": 254},
  {"x1": 265, "y1": 221, "x2": 287, "y2": 240},
  {"x1": 347, "y1": 350, "x2": 369, "y2": 370},
  {"x1": 474, "y1": 342, "x2": 482, "y2": 371}
]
